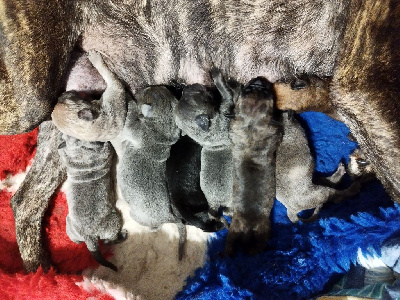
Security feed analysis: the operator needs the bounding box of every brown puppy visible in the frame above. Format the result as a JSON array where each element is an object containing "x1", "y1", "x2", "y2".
[
  {"x1": 226, "y1": 77, "x2": 283, "y2": 256},
  {"x1": 274, "y1": 76, "x2": 334, "y2": 116}
]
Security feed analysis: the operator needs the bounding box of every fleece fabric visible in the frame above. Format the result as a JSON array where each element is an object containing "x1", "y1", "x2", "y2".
[
  {"x1": 0, "y1": 112, "x2": 398, "y2": 300},
  {"x1": 0, "y1": 129, "x2": 112, "y2": 299}
]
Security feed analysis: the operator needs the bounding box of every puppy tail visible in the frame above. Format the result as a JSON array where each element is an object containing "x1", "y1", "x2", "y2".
[
  {"x1": 86, "y1": 237, "x2": 118, "y2": 272},
  {"x1": 177, "y1": 223, "x2": 187, "y2": 261}
]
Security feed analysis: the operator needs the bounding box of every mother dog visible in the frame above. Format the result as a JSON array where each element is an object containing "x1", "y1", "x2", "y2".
[{"x1": 1, "y1": 0, "x2": 399, "y2": 270}]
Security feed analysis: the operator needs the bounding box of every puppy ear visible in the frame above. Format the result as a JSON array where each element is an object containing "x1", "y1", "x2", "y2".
[
  {"x1": 57, "y1": 141, "x2": 67, "y2": 149},
  {"x1": 141, "y1": 104, "x2": 154, "y2": 117},
  {"x1": 78, "y1": 108, "x2": 96, "y2": 121}
]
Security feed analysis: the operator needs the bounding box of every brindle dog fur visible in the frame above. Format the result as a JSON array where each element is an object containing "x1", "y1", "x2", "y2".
[{"x1": 1, "y1": 1, "x2": 399, "y2": 270}]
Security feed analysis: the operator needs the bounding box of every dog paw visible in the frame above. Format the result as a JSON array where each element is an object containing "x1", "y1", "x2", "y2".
[{"x1": 224, "y1": 211, "x2": 271, "y2": 257}]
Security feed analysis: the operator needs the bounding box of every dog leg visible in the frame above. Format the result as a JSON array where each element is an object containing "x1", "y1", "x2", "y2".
[
  {"x1": 11, "y1": 121, "x2": 66, "y2": 272},
  {"x1": 331, "y1": 0, "x2": 400, "y2": 201},
  {"x1": 0, "y1": 1, "x2": 83, "y2": 134}
]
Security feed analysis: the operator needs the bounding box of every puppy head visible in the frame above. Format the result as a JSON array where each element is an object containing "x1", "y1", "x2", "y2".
[
  {"x1": 237, "y1": 77, "x2": 275, "y2": 119},
  {"x1": 231, "y1": 77, "x2": 283, "y2": 145},
  {"x1": 174, "y1": 83, "x2": 232, "y2": 148},
  {"x1": 136, "y1": 86, "x2": 178, "y2": 119},
  {"x1": 176, "y1": 84, "x2": 219, "y2": 131},
  {"x1": 134, "y1": 86, "x2": 180, "y2": 144},
  {"x1": 52, "y1": 91, "x2": 100, "y2": 139}
]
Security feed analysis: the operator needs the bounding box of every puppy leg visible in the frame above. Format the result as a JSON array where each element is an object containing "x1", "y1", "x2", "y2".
[
  {"x1": 210, "y1": 67, "x2": 234, "y2": 111},
  {"x1": 11, "y1": 121, "x2": 66, "y2": 272},
  {"x1": 87, "y1": 50, "x2": 127, "y2": 136},
  {"x1": 177, "y1": 223, "x2": 187, "y2": 261},
  {"x1": 312, "y1": 163, "x2": 346, "y2": 188},
  {"x1": 87, "y1": 50, "x2": 125, "y2": 106},
  {"x1": 85, "y1": 236, "x2": 118, "y2": 272}
]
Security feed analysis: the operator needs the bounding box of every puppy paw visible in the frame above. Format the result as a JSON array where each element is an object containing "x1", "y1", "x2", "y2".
[
  {"x1": 224, "y1": 211, "x2": 271, "y2": 257},
  {"x1": 103, "y1": 229, "x2": 128, "y2": 245},
  {"x1": 210, "y1": 66, "x2": 222, "y2": 81},
  {"x1": 88, "y1": 50, "x2": 104, "y2": 67}
]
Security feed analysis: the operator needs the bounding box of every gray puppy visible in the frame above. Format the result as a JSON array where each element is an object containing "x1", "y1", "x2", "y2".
[
  {"x1": 276, "y1": 112, "x2": 362, "y2": 222},
  {"x1": 112, "y1": 86, "x2": 191, "y2": 259},
  {"x1": 114, "y1": 86, "x2": 180, "y2": 228},
  {"x1": 174, "y1": 68, "x2": 235, "y2": 221},
  {"x1": 58, "y1": 134, "x2": 125, "y2": 271}
]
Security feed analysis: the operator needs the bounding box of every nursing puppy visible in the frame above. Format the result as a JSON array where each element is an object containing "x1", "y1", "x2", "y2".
[
  {"x1": 270, "y1": 78, "x2": 373, "y2": 221},
  {"x1": 276, "y1": 112, "x2": 362, "y2": 223},
  {"x1": 174, "y1": 68, "x2": 235, "y2": 222},
  {"x1": 58, "y1": 134, "x2": 125, "y2": 271},
  {"x1": 226, "y1": 77, "x2": 284, "y2": 256},
  {"x1": 166, "y1": 135, "x2": 226, "y2": 232},
  {"x1": 116, "y1": 86, "x2": 180, "y2": 227},
  {"x1": 52, "y1": 50, "x2": 127, "y2": 142},
  {"x1": 113, "y1": 86, "x2": 191, "y2": 259}
]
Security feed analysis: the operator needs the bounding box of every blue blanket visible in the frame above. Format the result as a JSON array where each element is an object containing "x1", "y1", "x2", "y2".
[{"x1": 177, "y1": 112, "x2": 399, "y2": 300}]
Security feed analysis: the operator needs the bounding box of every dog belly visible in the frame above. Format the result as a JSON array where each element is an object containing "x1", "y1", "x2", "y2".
[
  {"x1": 65, "y1": 51, "x2": 107, "y2": 93},
  {"x1": 76, "y1": 0, "x2": 347, "y2": 92}
]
